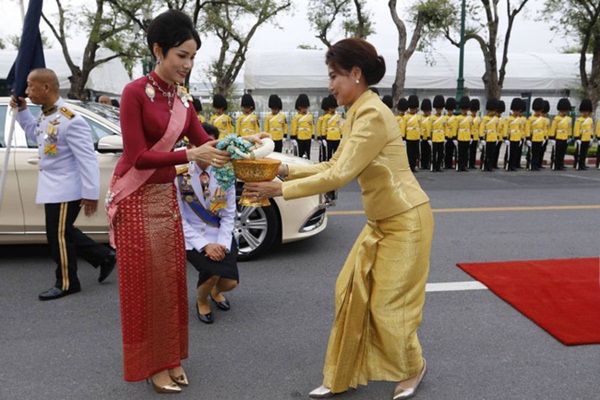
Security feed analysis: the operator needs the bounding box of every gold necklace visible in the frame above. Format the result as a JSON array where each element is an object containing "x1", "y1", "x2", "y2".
[{"x1": 147, "y1": 74, "x2": 176, "y2": 110}]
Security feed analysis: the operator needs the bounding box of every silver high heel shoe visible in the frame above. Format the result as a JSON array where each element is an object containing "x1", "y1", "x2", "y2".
[
  {"x1": 392, "y1": 359, "x2": 427, "y2": 399},
  {"x1": 309, "y1": 385, "x2": 335, "y2": 399}
]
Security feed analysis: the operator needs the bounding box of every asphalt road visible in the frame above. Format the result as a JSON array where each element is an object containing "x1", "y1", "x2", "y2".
[{"x1": 1, "y1": 167, "x2": 600, "y2": 400}]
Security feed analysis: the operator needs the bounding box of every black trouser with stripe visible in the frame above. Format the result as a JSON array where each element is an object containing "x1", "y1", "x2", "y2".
[
  {"x1": 554, "y1": 139, "x2": 567, "y2": 169},
  {"x1": 578, "y1": 141, "x2": 590, "y2": 169},
  {"x1": 531, "y1": 142, "x2": 542, "y2": 170},
  {"x1": 432, "y1": 142, "x2": 444, "y2": 171},
  {"x1": 45, "y1": 201, "x2": 111, "y2": 291},
  {"x1": 457, "y1": 141, "x2": 470, "y2": 170},
  {"x1": 406, "y1": 139, "x2": 420, "y2": 171},
  {"x1": 273, "y1": 140, "x2": 283, "y2": 153},
  {"x1": 327, "y1": 139, "x2": 340, "y2": 160},
  {"x1": 420, "y1": 140, "x2": 431, "y2": 169},
  {"x1": 444, "y1": 140, "x2": 454, "y2": 169}
]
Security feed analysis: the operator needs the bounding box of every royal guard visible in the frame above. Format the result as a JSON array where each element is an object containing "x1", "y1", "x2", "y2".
[
  {"x1": 504, "y1": 98, "x2": 526, "y2": 171},
  {"x1": 469, "y1": 99, "x2": 481, "y2": 169},
  {"x1": 264, "y1": 94, "x2": 287, "y2": 153},
  {"x1": 323, "y1": 94, "x2": 342, "y2": 160},
  {"x1": 396, "y1": 97, "x2": 408, "y2": 141},
  {"x1": 403, "y1": 94, "x2": 421, "y2": 172},
  {"x1": 236, "y1": 93, "x2": 260, "y2": 137},
  {"x1": 541, "y1": 100, "x2": 551, "y2": 168},
  {"x1": 494, "y1": 100, "x2": 506, "y2": 169},
  {"x1": 551, "y1": 98, "x2": 572, "y2": 170},
  {"x1": 526, "y1": 98, "x2": 547, "y2": 171},
  {"x1": 420, "y1": 98, "x2": 432, "y2": 170},
  {"x1": 192, "y1": 96, "x2": 206, "y2": 123},
  {"x1": 574, "y1": 99, "x2": 593, "y2": 170},
  {"x1": 431, "y1": 95, "x2": 446, "y2": 172},
  {"x1": 291, "y1": 93, "x2": 314, "y2": 159},
  {"x1": 317, "y1": 96, "x2": 329, "y2": 161},
  {"x1": 455, "y1": 96, "x2": 472, "y2": 171},
  {"x1": 209, "y1": 94, "x2": 234, "y2": 139},
  {"x1": 479, "y1": 99, "x2": 499, "y2": 171},
  {"x1": 444, "y1": 97, "x2": 457, "y2": 169}
]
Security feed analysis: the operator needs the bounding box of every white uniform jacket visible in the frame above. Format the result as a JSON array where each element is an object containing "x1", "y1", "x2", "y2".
[
  {"x1": 175, "y1": 162, "x2": 236, "y2": 253},
  {"x1": 15, "y1": 97, "x2": 100, "y2": 204}
]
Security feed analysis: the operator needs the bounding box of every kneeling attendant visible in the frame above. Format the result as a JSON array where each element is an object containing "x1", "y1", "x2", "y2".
[{"x1": 175, "y1": 131, "x2": 239, "y2": 324}]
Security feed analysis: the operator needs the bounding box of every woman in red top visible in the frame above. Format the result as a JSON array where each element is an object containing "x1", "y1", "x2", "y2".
[{"x1": 109, "y1": 10, "x2": 261, "y2": 394}]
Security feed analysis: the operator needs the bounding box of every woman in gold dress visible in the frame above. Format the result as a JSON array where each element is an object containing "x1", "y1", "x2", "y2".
[{"x1": 244, "y1": 38, "x2": 433, "y2": 400}]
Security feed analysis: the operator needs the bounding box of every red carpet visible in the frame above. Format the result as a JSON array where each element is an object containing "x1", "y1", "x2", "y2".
[{"x1": 456, "y1": 258, "x2": 600, "y2": 345}]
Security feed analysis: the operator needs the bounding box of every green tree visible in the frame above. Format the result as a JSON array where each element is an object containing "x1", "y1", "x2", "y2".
[
  {"x1": 201, "y1": 0, "x2": 291, "y2": 96},
  {"x1": 444, "y1": 0, "x2": 531, "y2": 100},
  {"x1": 6, "y1": 32, "x2": 54, "y2": 50},
  {"x1": 42, "y1": 0, "x2": 150, "y2": 99},
  {"x1": 308, "y1": 0, "x2": 374, "y2": 48},
  {"x1": 389, "y1": 0, "x2": 456, "y2": 105},
  {"x1": 542, "y1": 0, "x2": 600, "y2": 110}
]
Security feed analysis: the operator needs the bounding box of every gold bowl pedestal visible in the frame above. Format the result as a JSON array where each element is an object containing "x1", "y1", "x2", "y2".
[{"x1": 231, "y1": 158, "x2": 282, "y2": 207}]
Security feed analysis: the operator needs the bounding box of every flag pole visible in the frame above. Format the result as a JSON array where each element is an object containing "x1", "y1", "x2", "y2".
[{"x1": 0, "y1": 1, "x2": 27, "y2": 207}]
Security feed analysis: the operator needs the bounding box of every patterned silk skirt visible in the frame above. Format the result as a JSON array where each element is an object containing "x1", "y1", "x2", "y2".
[
  {"x1": 322, "y1": 202, "x2": 434, "y2": 393},
  {"x1": 114, "y1": 182, "x2": 188, "y2": 382}
]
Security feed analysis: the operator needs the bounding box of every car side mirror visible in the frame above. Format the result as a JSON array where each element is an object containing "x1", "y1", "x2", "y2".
[{"x1": 97, "y1": 135, "x2": 123, "y2": 153}]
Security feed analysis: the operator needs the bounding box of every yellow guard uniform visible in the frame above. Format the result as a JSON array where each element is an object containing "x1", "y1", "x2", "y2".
[
  {"x1": 236, "y1": 112, "x2": 260, "y2": 137},
  {"x1": 264, "y1": 112, "x2": 287, "y2": 141},
  {"x1": 291, "y1": 113, "x2": 315, "y2": 140},
  {"x1": 209, "y1": 113, "x2": 234, "y2": 139}
]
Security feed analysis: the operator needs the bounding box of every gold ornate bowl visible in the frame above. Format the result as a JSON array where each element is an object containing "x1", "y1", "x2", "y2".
[{"x1": 231, "y1": 158, "x2": 282, "y2": 207}]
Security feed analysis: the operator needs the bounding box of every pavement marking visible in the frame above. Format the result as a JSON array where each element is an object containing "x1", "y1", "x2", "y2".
[
  {"x1": 328, "y1": 204, "x2": 600, "y2": 216},
  {"x1": 426, "y1": 281, "x2": 488, "y2": 292},
  {"x1": 561, "y1": 173, "x2": 600, "y2": 182}
]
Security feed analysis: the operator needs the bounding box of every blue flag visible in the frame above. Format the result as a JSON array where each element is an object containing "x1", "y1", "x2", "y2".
[{"x1": 6, "y1": 0, "x2": 46, "y2": 98}]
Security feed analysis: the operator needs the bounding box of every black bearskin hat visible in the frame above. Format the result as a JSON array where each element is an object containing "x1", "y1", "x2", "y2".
[
  {"x1": 486, "y1": 98, "x2": 498, "y2": 111},
  {"x1": 579, "y1": 99, "x2": 592, "y2": 112},
  {"x1": 327, "y1": 94, "x2": 338, "y2": 109},
  {"x1": 268, "y1": 94, "x2": 282, "y2": 109},
  {"x1": 420, "y1": 98, "x2": 432, "y2": 112},
  {"x1": 459, "y1": 96, "x2": 470, "y2": 109},
  {"x1": 532, "y1": 98, "x2": 544, "y2": 111},
  {"x1": 295, "y1": 93, "x2": 310, "y2": 110},
  {"x1": 213, "y1": 94, "x2": 227, "y2": 110},
  {"x1": 397, "y1": 98, "x2": 409, "y2": 112},
  {"x1": 433, "y1": 95, "x2": 445, "y2": 109},
  {"x1": 241, "y1": 93, "x2": 255, "y2": 108},
  {"x1": 557, "y1": 98, "x2": 572, "y2": 111},
  {"x1": 382, "y1": 95, "x2": 393, "y2": 109},
  {"x1": 407, "y1": 94, "x2": 419, "y2": 109},
  {"x1": 445, "y1": 97, "x2": 456, "y2": 111},
  {"x1": 470, "y1": 98, "x2": 480, "y2": 111}
]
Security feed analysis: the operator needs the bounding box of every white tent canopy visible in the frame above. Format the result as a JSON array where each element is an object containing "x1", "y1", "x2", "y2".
[
  {"x1": 244, "y1": 49, "x2": 584, "y2": 94},
  {"x1": 1, "y1": 48, "x2": 131, "y2": 96}
]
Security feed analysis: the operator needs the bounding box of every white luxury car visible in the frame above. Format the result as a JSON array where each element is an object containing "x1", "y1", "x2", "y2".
[{"x1": 0, "y1": 98, "x2": 328, "y2": 260}]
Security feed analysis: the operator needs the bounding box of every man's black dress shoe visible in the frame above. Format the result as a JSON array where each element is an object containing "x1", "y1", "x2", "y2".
[
  {"x1": 39, "y1": 286, "x2": 81, "y2": 301},
  {"x1": 197, "y1": 303, "x2": 214, "y2": 324},
  {"x1": 98, "y1": 250, "x2": 116, "y2": 283},
  {"x1": 210, "y1": 294, "x2": 231, "y2": 311}
]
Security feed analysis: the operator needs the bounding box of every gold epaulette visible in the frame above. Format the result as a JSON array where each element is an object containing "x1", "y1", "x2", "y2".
[
  {"x1": 60, "y1": 106, "x2": 75, "y2": 119},
  {"x1": 175, "y1": 164, "x2": 189, "y2": 175}
]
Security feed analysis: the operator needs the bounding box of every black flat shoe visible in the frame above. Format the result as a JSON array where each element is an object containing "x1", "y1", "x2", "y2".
[
  {"x1": 197, "y1": 303, "x2": 214, "y2": 324},
  {"x1": 38, "y1": 286, "x2": 81, "y2": 301},
  {"x1": 98, "y1": 249, "x2": 116, "y2": 283},
  {"x1": 210, "y1": 294, "x2": 231, "y2": 311}
]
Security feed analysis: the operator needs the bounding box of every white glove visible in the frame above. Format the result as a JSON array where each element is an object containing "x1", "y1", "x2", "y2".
[
  {"x1": 589, "y1": 140, "x2": 593, "y2": 147},
  {"x1": 427, "y1": 140, "x2": 432, "y2": 146},
  {"x1": 453, "y1": 139, "x2": 458, "y2": 146},
  {"x1": 526, "y1": 140, "x2": 532, "y2": 147},
  {"x1": 480, "y1": 140, "x2": 486, "y2": 147},
  {"x1": 504, "y1": 140, "x2": 510, "y2": 146},
  {"x1": 292, "y1": 139, "x2": 298, "y2": 146},
  {"x1": 576, "y1": 139, "x2": 581, "y2": 146},
  {"x1": 549, "y1": 139, "x2": 556, "y2": 146},
  {"x1": 322, "y1": 139, "x2": 327, "y2": 146},
  {"x1": 469, "y1": 140, "x2": 473, "y2": 145}
]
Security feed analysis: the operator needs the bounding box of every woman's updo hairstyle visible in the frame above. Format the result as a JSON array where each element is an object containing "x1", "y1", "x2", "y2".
[
  {"x1": 147, "y1": 9, "x2": 202, "y2": 60},
  {"x1": 325, "y1": 38, "x2": 386, "y2": 86}
]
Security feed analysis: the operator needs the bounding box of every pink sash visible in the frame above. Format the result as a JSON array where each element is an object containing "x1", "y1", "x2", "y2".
[{"x1": 106, "y1": 98, "x2": 187, "y2": 247}]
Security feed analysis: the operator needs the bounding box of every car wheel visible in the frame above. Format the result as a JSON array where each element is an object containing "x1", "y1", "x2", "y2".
[{"x1": 234, "y1": 196, "x2": 279, "y2": 261}]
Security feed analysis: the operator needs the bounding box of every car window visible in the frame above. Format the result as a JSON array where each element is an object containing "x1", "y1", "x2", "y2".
[
  {"x1": 82, "y1": 116, "x2": 116, "y2": 145},
  {"x1": 0, "y1": 105, "x2": 6, "y2": 147}
]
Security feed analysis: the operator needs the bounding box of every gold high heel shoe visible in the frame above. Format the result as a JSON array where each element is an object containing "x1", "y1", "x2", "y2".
[
  {"x1": 169, "y1": 372, "x2": 189, "y2": 387},
  {"x1": 147, "y1": 378, "x2": 182, "y2": 394},
  {"x1": 392, "y1": 359, "x2": 427, "y2": 400}
]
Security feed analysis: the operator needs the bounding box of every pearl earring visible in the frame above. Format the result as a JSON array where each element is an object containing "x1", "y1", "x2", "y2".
[
  {"x1": 156, "y1": 58, "x2": 161, "y2": 65},
  {"x1": 355, "y1": 79, "x2": 359, "y2": 84}
]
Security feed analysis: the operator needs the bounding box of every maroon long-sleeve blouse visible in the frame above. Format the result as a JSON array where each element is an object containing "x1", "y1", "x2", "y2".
[{"x1": 114, "y1": 71, "x2": 211, "y2": 183}]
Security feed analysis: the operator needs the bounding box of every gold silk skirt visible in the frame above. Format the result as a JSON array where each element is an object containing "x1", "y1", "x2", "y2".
[{"x1": 322, "y1": 202, "x2": 433, "y2": 393}]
